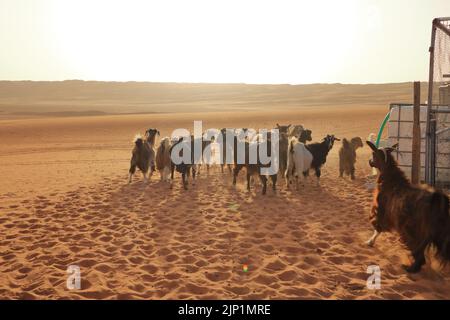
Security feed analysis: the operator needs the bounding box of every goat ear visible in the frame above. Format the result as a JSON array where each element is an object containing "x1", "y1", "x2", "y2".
[
  {"x1": 334, "y1": 137, "x2": 341, "y2": 141},
  {"x1": 366, "y1": 141, "x2": 378, "y2": 152},
  {"x1": 385, "y1": 144, "x2": 399, "y2": 154},
  {"x1": 157, "y1": 130, "x2": 160, "y2": 136}
]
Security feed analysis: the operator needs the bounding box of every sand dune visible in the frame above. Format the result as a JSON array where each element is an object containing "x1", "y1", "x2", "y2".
[
  {"x1": 0, "y1": 104, "x2": 449, "y2": 299},
  {"x1": 0, "y1": 81, "x2": 428, "y2": 118}
]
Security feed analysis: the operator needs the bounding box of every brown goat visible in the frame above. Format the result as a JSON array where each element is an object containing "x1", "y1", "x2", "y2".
[
  {"x1": 219, "y1": 128, "x2": 234, "y2": 174},
  {"x1": 128, "y1": 128, "x2": 159, "y2": 183},
  {"x1": 232, "y1": 133, "x2": 277, "y2": 195},
  {"x1": 278, "y1": 132, "x2": 289, "y2": 181},
  {"x1": 366, "y1": 141, "x2": 450, "y2": 273},
  {"x1": 155, "y1": 137, "x2": 172, "y2": 182},
  {"x1": 339, "y1": 137, "x2": 363, "y2": 180}
]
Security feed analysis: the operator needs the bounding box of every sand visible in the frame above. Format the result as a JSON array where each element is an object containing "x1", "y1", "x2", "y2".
[{"x1": 0, "y1": 82, "x2": 449, "y2": 299}]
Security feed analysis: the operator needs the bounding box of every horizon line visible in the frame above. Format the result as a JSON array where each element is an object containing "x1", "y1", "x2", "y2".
[{"x1": 0, "y1": 79, "x2": 433, "y2": 86}]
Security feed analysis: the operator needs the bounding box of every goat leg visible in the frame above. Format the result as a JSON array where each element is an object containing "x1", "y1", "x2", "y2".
[
  {"x1": 284, "y1": 168, "x2": 289, "y2": 189},
  {"x1": 366, "y1": 230, "x2": 380, "y2": 247},
  {"x1": 182, "y1": 173, "x2": 188, "y2": 190},
  {"x1": 271, "y1": 174, "x2": 277, "y2": 192},
  {"x1": 232, "y1": 165, "x2": 241, "y2": 185},
  {"x1": 403, "y1": 242, "x2": 427, "y2": 273},
  {"x1": 170, "y1": 164, "x2": 175, "y2": 180},
  {"x1": 128, "y1": 163, "x2": 137, "y2": 183},
  {"x1": 142, "y1": 171, "x2": 148, "y2": 182},
  {"x1": 260, "y1": 175, "x2": 267, "y2": 195}
]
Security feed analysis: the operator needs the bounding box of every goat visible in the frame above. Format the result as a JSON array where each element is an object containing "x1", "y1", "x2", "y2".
[
  {"x1": 128, "y1": 128, "x2": 159, "y2": 183},
  {"x1": 338, "y1": 137, "x2": 363, "y2": 180},
  {"x1": 278, "y1": 132, "x2": 289, "y2": 181},
  {"x1": 366, "y1": 141, "x2": 450, "y2": 273},
  {"x1": 169, "y1": 136, "x2": 194, "y2": 190},
  {"x1": 288, "y1": 125, "x2": 304, "y2": 138},
  {"x1": 232, "y1": 132, "x2": 277, "y2": 195},
  {"x1": 285, "y1": 137, "x2": 313, "y2": 189},
  {"x1": 276, "y1": 124, "x2": 291, "y2": 135},
  {"x1": 219, "y1": 128, "x2": 234, "y2": 174},
  {"x1": 155, "y1": 137, "x2": 172, "y2": 182},
  {"x1": 304, "y1": 134, "x2": 340, "y2": 183},
  {"x1": 298, "y1": 129, "x2": 312, "y2": 143},
  {"x1": 169, "y1": 134, "x2": 214, "y2": 189},
  {"x1": 192, "y1": 133, "x2": 215, "y2": 176},
  {"x1": 282, "y1": 128, "x2": 313, "y2": 187}
]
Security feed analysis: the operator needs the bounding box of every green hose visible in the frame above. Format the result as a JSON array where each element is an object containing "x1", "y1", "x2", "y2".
[{"x1": 375, "y1": 111, "x2": 391, "y2": 147}]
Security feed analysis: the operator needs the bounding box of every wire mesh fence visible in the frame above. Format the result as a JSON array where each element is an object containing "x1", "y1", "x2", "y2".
[{"x1": 426, "y1": 18, "x2": 450, "y2": 188}]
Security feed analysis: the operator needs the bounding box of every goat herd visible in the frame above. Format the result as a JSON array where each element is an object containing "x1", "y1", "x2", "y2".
[
  {"x1": 128, "y1": 124, "x2": 363, "y2": 194},
  {"x1": 127, "y1": 124, "x2": 450, "y2": 274}
]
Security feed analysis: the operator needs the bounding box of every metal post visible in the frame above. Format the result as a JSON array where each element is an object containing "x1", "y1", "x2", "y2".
[
  {"x1": 430, "y1": 117, "x2": 437, "y2": 186},
  {"x1": 412, "y1": 82, "x2": 421, "y2": 184},
  {"x1": 425, "y1": 23, "x2": 436, "y2": 184}
]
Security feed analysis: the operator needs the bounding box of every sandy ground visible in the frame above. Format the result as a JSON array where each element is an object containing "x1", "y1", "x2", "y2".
[{"x1": 0, "y1": 106, "x2": 449, "y2": 299}]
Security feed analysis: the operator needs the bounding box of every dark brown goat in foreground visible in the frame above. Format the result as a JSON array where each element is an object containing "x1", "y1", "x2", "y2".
[
  {"x1": 339, "y1": 137, "x2": 363, "y2": 180},
  {"x1": 366, "y1": 141, "x2": 450, "y2": 273}
]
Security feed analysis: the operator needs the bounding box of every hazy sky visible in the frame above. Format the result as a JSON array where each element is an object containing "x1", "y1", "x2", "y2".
[{"x1": 0, "y1": 0, "x2": 449, "y2": 84}]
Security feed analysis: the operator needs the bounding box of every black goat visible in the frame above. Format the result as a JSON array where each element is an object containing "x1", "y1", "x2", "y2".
[
  {"x1": 298, "y1": 129, "x2": 312, "y2": 143},
  {"x1": 304, "y1": 134, "x2": 340, "y2": 182},
  {"x1": 169, "y1": 135, "x2": 214, "y2": 189}
]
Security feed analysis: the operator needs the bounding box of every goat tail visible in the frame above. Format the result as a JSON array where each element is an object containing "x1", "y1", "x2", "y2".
[
  {"x1": 134, "y1": 134, "x2": 144, "y2": 148},
  {"x1": 431, "y1": 191, "x2": 450, "y2": 264}
]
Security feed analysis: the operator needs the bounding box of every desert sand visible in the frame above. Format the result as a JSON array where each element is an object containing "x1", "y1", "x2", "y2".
[{"x1": 0, "y1": 82, "x2": 449, "y2": 299}]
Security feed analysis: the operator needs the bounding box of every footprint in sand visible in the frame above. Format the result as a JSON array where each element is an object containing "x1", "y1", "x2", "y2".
[{"x1": 205, "y1": 271, "x2": 231, "y2": 282}]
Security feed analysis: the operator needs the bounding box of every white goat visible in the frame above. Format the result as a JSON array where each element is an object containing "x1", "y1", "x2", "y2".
[{"x1": 285, "y1": 137, "x2": 313, "y2": 189}]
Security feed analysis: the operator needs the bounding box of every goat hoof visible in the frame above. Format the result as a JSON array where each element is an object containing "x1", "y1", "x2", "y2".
[{"x1": 366, "y1": 240, "x2": 374, "y2": 247}]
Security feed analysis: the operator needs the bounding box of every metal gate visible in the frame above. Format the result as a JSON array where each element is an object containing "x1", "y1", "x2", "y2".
[{"x1": 426, "y1": 17, "x2": 450, "y2": 187}]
